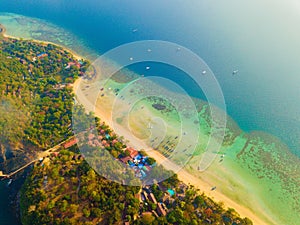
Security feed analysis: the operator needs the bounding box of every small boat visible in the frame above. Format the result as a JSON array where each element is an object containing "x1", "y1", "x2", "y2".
[
  {"x1": 147, "y1": 49, "x2": 152, "y2": 52},
  {"x1": 211, "y1": 186, "x2": 216, "y2": 191},
  {"x1": 232, "y1": 70, "x2": 239, "y2": 75},
  {"x1": 176, "y1": 47, "x2": 181, "y2": 51},
  {"x1": 146, "y1": 66, "x2": 150, "y2": 70},
  {"x1": 7, "y1": 179, "x2": 12, "y2": 187},
  {"x1": 202, "y1": 70, "x2": 207, "y2": 75},
  {"x1": 132, "y1": 28, "x2": 138, "y2": 33},
  {"x1": 129, "y1": 57, "x2": 134, "y2": 61}
]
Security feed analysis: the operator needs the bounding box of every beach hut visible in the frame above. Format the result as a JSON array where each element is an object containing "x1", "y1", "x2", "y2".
[
  {"x1": 88, "y1": 133, "x2": 95, "y2": 140},
  {"x1": 128, "y1": 160, "x2": 135, "y2": 167},
  {"x1": 125, "y1": 147, "x2": 139, "y2": 158},
  {"x1": 120, "y1": 156, "x2": 131, "y2": 164},
  {"x1": 145, "y1": 165, "x2": 152, "y2": 171},
  {"x1": 63, "y1": 138, "x2": 78, "y2": 149},
  {"x1": 135, "y1": 154, "x2": 142, "y2": 161},
  {"x1": 94, "y1": 140, "x2": 101, "y2": 146},
  {"x1": 143, "y1": 166, "x2": 150, "y2": 172},
  {"x1": 156, "y1": 203, "x2": 167, "y2": 216},
  {"x1": 138, "y1": 163, "x2": 144, "y2": 169}
]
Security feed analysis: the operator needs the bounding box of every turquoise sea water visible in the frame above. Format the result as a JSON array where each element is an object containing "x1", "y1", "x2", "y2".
[
  {"x1": 1, "y1": 0, "x2": 299, "y2": 156},
  {"x1": 0, "y1": 1, "x2": 300, "y2": 224}
]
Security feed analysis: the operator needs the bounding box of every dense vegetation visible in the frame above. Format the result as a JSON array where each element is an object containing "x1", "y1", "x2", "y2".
[
  {"x1": 21, "y1": 150, "x2": 140, "y2": 225},
  {"x1": 21, "y1": 149, "x2": 253, "y2": 225},
  {"x1": 0, "y1": 37, "x2": 89, "y2": 150},
  {"x1": 0, "y1": 37, "x2": 252, "y2": 224}
]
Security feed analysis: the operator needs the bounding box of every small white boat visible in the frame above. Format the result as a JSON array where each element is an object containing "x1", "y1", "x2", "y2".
[
  {"x1": 146, "y1": 66, "x2": 151, "y2": 70},
  {"x1": 147, "y1": 49, "x2": 152, "y2": 52},
  {"x1": 232, "y1": 70, "x2": 239, "y2": 75},
  {"x1": 132, "y1": 28, "x2": 138, "y2": 33},
  {"x1": 7, "y1": 179, "x2": 12, "y2": 187},
  {"x1": 202, "y1": 70, "x2": 207, "y2": 75},
  {"x1": 129, "y1": 57, "x2": 134, "y2": 61}
]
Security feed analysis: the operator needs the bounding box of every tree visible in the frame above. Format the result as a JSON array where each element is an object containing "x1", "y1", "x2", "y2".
[
  {"x1": 243, "y1": 217, "x2": 253, "y2": 225},
  {"x1": 141, "y1": 213, "x2": 155, "y2": 224},
  {"x1": 125, "y1": 150, "x2": 131, "y2": 157},
  {"x1": 140, "y1": 150, "x2": 147, "y2": 156},
  {"x1": 60, "y1": 200, "x2": 68, "y2": 212},
  {"x1": 193, "y1": 195, "x2": 205, "y2": 208},
  {"x1": 150, "y1": 202, "x2": 157, "y2": 210},
  {"x1": 91, "y1": 208, "x2": 102, "y2": 218},
  {"x1": 146, "y1": 157, "x2": 156, "y2": 165},
  {"x1": 83, "y1": 208, "x2": 90, "y2": 218}
]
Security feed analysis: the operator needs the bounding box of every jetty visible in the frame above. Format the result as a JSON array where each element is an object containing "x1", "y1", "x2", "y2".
[
  {"x1": 0, "y1": 136, "x2": 76, "y2": 180},
  {"x1": 0, "y1": 161, "x2": 36, "y2": 179}
]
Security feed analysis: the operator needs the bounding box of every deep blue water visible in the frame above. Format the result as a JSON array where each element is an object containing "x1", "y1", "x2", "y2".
[
  {"x1": 0, "y1": 0, "x2": 299, "y2": 155},
  {"x1": 0, "y1": 181, "x2": 20, "y2": 225},
  {"x1": 0, "y1": 1, "x2": 300, "y2": 224}
]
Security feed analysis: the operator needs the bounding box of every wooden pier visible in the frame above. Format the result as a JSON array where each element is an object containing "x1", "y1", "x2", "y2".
[{"x1": 0, "y1": 136, "x2": 76, "y2": 180}]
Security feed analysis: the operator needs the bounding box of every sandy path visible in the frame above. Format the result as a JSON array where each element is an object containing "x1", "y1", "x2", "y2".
[{"x1": 73, "y1": 77, "x2": 275, "y2": 225}]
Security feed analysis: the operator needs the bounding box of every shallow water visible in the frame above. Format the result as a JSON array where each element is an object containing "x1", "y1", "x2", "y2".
[
  {"x1": 0, "y1": 0, "x2": 300, "y2": 154},
  {"x1": 0, "y1": 9, "x2": 300, "y2": 225}
]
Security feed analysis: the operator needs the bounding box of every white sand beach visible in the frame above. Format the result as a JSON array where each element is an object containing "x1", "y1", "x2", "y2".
[{"x1": 73, "y1": 77, "x2": 277, "y2": 225}]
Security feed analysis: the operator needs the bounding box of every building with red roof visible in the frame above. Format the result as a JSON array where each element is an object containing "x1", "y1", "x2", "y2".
[
  {"x1": 127, "y1": 147, "x2": 139, "y2": 158},
  {"x1": 120, "y1": 156, "x2": 131, "y2": 164},
  {"x1": 63, "y1": 138, "x2": 78, "y2": 149}
]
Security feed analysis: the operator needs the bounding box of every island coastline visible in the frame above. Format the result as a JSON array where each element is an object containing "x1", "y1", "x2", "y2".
[{"x1": 1, "y1": 18, "x2": 299, "y2": 224}]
